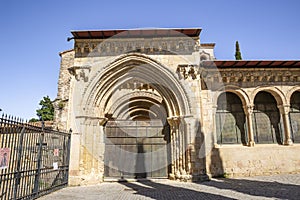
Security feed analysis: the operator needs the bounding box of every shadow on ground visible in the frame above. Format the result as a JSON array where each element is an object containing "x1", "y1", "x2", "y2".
[
  {"x1": 120, "y1": 180, "x2": 232, "y2": 200},
  {"x1": 202, "y1": 177, "x2": 300, "y2": 200},
  {"x1": 120, "y1": 177, "x2": 300, "y2": 200}
]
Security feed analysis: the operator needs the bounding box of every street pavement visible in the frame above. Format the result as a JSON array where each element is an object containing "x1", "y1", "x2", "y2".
[{"x1": 38, "y1": 174, "x2": 300, "y2": 200}]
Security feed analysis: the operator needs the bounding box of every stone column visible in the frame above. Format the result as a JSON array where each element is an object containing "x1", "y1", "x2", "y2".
[
  {"x1": 167, "y1": 117, "x2": 175, "y2": 179},
  {"x1": 278, "y1": 105, "x2": 293, "y2": 145},
  {"x1": 167, "y1": 116, "x2": 181, "y2": 179},
  {"x1": 212, "y1": 105, "x2": 218, "y2": 147},
  {"x1": 243, "y1": 105, "x2": 255, "y2": 147},
  {"x1": 179, "y1": 119, "x2": 186, "y2": 176}
]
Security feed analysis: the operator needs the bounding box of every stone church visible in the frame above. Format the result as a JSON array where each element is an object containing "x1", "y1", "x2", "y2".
[{"x1": 53, "y1": 28, "x2": 300, "y2": 185}]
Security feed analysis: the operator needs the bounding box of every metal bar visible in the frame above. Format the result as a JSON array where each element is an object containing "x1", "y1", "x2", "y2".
[
  {"x1": 1, "y1": 114, "x2": 71, "y2": 199},
  {"x1": 13, "y1": 125, "x2": 25, "y2": 199},
  {"x1": 33, "y1": 121, "x2": 45, "y2": 197}
]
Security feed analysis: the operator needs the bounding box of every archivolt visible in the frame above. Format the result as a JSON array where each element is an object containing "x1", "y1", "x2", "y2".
[{"x1": 81, "y1": 53, "x2": 191, "y2": 117}]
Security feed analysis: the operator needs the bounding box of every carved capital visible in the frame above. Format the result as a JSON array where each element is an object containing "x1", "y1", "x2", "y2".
[
  {"x1": 167, "y1": 116, "x2": 181, "y2": 129},
  {"x1": 176, "y1": 64, "x2": 199, "y2": 80},
  {"x1": 243, "y1": 104, "x2": 254, "y2": 115},
  {"x1": 278, "y1": 104, "x2": 290, "y2": 115}
]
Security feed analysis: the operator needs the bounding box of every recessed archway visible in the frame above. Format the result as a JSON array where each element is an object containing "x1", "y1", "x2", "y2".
[
  {"x1": 253, "y1": 91, "x2": 282, "y2": 144},
  {"x1": 216, "y1": 92, "x2": 247, "y2": 145},
  {"x1": 289, "y1": 91, "x2": 300, "y2": 143}
]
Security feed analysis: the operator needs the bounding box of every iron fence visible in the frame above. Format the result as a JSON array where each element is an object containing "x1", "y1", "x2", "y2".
[{"x1": 0, "y1": 114, "x2": 71, "y2": 200}]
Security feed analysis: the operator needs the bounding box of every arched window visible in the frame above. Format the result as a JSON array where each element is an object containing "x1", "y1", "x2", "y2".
[
  {"x1": 216, "y1": 92, "x2": 247, "y2": 145},
  {"x1": 253, "y1": 91, "x2": 282, "y2": 144},
  {"x1": 289, "y1": 91, "x2": 300, "y2": 143}
]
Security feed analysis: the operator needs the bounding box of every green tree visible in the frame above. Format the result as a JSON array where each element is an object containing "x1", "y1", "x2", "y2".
[
  {"x1": 29, "y1": 118, "x2": 39, "y2": 123},
  {"x1": 235, "y1": 41, "x2": 242, "y2": 60},
  {"x1": 36, "y1": 95, "x2": 54, "y2": 121}
]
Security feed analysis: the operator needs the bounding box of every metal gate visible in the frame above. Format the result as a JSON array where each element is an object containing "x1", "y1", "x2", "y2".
[
  {"x1": 0, "y1": 115, "x2": 71, "y2": 200},
  {"x1": 104, "y1": 120, "x2": 169, "y2": 179}
]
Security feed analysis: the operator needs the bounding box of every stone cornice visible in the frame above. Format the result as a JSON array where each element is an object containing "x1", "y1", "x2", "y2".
[
  {"x1": 176, "y1": 64, "x2": 300, "y2": 87},
  {"x1": 74, "y1": 37, "x2": 200, "y2": 57}
]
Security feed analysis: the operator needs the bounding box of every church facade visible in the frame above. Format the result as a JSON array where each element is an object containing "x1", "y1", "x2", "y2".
[{"x1": 54, "y1": 28, "x2": 300, "y2": 185}]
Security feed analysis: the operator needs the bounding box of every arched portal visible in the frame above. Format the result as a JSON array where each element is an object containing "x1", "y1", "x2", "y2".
[
  {"x1": 80, "y1": 54, "x2": 193, "y2": 180},
  {"x1": 289, "y1": 91, "x2": 300, "y2": 143}
]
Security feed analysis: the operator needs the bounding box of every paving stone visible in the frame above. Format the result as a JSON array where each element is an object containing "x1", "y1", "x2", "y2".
[{"x1": 38, "y1": 174, "x2": 300, "y2": 200}]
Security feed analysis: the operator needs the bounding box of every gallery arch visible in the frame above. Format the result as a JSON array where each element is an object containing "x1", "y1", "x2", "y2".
[
  {"x1": 289, "y1": 91, "x2": 300, "y2": 143},
  {"x1": 216, "y1": 92, "x2": 247, "y2": 145},
  {"x1": 252, "y1": 91, "x2": 282, "y2": 144}
]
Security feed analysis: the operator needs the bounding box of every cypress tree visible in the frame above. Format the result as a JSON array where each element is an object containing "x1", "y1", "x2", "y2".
[{"x1": 235, "y1": 41, "x2": 242, "y2": 60}]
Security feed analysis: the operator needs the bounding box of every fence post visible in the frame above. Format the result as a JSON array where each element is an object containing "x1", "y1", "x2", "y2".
[
  {"x1": 13, "y1": 125, "x2": 26, "y2": 199},
  {"x1": 33, "y1": 120, "x2": 45, "y2": 197},
  {"x1": 65, "y1": 129, "x2": 72, "y2": 183}
]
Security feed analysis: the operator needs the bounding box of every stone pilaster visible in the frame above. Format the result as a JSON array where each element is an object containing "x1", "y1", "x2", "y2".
[{"x1": 70, "y1": 116, "x2": 107, "y2": 185}]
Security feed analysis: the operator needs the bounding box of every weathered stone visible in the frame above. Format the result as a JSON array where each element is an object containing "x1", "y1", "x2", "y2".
[{"x1": 54, "y1": 28, "x2": 300, "y2": 186}]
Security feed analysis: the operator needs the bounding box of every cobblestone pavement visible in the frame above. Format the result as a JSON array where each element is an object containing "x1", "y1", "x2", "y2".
[{"x1": 39, "y1": 174, "x2": 300, "y2": 200}]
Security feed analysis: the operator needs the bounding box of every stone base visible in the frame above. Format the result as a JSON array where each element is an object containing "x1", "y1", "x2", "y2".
[
  {"x1": 191, "y1": 174, "x2": 210, "y2": 182},
  {"x1": 69, "y1": 174, "x2": 104, "y2": 186}
]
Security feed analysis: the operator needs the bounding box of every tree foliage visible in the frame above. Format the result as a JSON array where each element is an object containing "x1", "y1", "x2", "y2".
[
  {"x1": 235, "y1": 41, "x2": 242, "y2": 60},
  {"x1": 36, "y1": 95, "x2": 54, "y2": 121},
  {"x1": 29, "y1": 118, "x2": 39, "y2": 123}
]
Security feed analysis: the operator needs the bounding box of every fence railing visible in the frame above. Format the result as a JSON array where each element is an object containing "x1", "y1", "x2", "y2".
[{"x1": 0, "y1": 114, "x2": 71, "y2": 200}]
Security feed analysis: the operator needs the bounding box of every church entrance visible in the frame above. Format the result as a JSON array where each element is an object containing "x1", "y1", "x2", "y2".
[{"x1": 104, "y1": 120, "x2": 170, "y2": 179}]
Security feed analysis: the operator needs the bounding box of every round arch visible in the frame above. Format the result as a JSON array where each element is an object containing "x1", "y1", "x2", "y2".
[
  {"x1": 213, "y1": 85, "x2": 250, "y2": 107},
  {"x1": 286, "y1": 86, "x2": 300, "y2": 105},
  {"x1": 250, "y1": 86, "x2": 287, "y2": 106}
]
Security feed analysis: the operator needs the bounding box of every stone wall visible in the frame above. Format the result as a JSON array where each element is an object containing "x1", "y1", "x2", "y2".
[
  {"x1": 53, "y1": 50, "x2": 74, "y2": 131},
  {"x1": 54, "y1": 29, "x2": 300, "y2": 185},
  {"x1": 206, "y1": 144, "x2": 300, "y2": 177}
]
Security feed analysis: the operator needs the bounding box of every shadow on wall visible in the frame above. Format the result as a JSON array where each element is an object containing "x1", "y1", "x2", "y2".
[
  {"x1": 194, "y1": 119, "x2": 225, "y2": 178},
  {"x1": 209, "y1": 148, "x2": 225, "y2": 178},
  {"x1": 192, "y1": 121, "x2": 224, "y2": 181},
  {"x1": 135, "y1": 142, "x2": 147, "y2": 179}
]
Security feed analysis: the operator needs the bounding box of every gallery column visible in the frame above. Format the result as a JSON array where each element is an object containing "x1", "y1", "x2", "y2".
[
  {"x1": 243, "y1": 104, "x2": 255, "y2": 147},
  {"x1": 278, "y1": 105, "x2": 293, "y2": 145}
]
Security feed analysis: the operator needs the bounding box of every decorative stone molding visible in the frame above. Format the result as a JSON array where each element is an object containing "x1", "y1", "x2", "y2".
[
  {"x1": 176, "y1": 65, "x2": 199, "y2": 80},
  {"x1": 68, "y1": 66, "x2": 91, "y2": 82},
  {"x1": 74, "y1": 37, "x2": 200, "y2": 57},
  {"x1": 176, "y1": 65, "x2": 300, "y2": 87},
  {"x1": 75, "y1": 116, "x2": 108, "y2": 126}
]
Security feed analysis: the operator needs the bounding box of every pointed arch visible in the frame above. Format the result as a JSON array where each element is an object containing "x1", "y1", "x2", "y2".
[{"x1": 81, "y1": 53, "x2": 192, "y2": 118}]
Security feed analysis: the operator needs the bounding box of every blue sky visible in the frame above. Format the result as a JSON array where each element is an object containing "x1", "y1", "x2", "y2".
[{"x1": 0, "y1": 0, "x2": 299, "y2": 120}]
